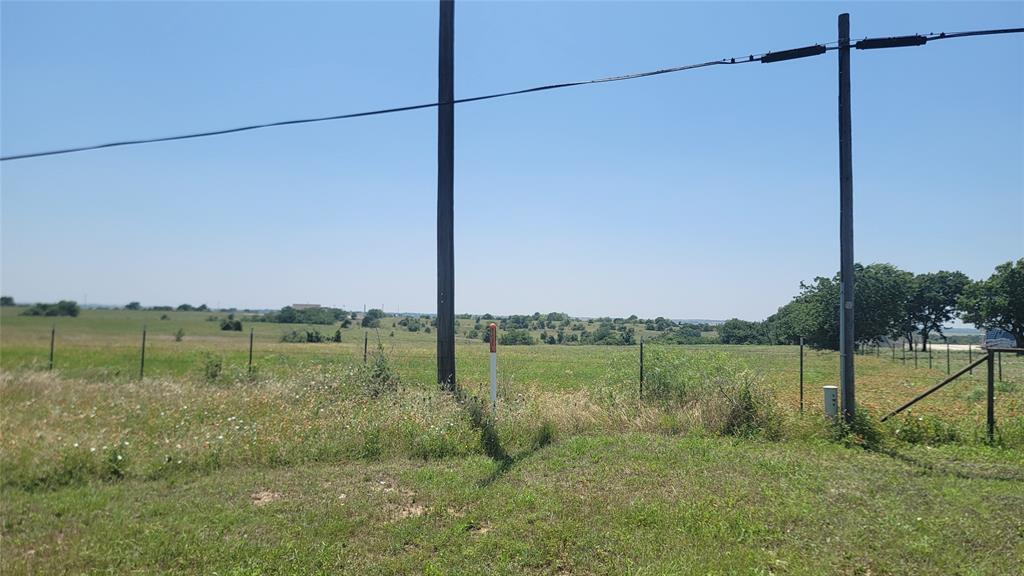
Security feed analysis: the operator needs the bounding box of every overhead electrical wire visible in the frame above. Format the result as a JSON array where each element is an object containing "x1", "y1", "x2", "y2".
[{"x1": 1, "y1": 26, "x2": 1020, "y2": 162}]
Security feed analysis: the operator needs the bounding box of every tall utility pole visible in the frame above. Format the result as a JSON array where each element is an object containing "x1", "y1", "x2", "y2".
[
  {"x1": 838, "y1": 13, "x2": 856, "y2": 423},
  {"x1": 437, "y1": 0, "x2": 456, "y2": 391}
]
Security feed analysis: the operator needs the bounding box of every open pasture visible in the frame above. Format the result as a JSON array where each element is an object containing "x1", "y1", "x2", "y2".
[
  {"x1": 2, "y1": 307, "x2": 1020, "y2": 435},
  {"x1": 2, "y1": 308, "x2": 1023, "y2": 574}
]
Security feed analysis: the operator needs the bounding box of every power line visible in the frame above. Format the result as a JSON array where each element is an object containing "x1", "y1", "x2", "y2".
[{"x1": 1, "y1": 26, "x2": 1020, "y2": 162}]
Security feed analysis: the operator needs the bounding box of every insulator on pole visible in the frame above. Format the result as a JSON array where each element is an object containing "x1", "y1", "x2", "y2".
[
  {"x1": 761, "y1": 44, "x2": 827, "y2": 63},
  {"x1": 856, "y1": 35, "x2": 927, "y2": 50}
]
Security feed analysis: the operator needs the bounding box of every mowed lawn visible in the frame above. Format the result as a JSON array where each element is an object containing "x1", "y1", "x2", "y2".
[{"x1": 2, "y1": 308, "x2": 1023, "y2": 574}]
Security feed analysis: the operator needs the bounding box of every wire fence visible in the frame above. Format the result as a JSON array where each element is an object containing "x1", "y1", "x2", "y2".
[{"x1": 12, "y1": 324, "x2": 1022, "y2": 412}]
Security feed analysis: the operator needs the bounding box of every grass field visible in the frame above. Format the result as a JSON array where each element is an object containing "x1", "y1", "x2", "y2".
[{"x1": 2, "y1": 308, "x2": 1022, "y2": 574}]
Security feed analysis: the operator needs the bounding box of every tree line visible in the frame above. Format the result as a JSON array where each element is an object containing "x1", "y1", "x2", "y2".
[{"x1": 722, "y1": 259, "x2": 1022, "y2": 351}]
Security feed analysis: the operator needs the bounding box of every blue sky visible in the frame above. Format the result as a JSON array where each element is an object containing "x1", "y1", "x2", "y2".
[{"x1": 2, "y1": 1, "x2": 1021, "y2": 319}]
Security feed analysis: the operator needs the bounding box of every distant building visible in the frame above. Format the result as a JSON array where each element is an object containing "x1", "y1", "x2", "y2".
[
  {"x1": 982, "y1": 328, "x2": 1017, "y2": 349},
  {"x1": 292, "y1": 304, "x2": 321, "y2": 310}
]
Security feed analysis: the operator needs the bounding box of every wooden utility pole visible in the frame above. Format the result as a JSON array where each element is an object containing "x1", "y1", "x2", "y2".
[
  {"x1": 838, "y1": 13, "x2": 856, "y2": 423},
  {"x1": 437, "y1": 0, "x2": 456, "y2": 391}
]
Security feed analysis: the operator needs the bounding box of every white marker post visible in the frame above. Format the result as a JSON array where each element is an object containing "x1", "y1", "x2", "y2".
[{"x1": 489, "y1": 323, "x2": 497, "y2": 414}]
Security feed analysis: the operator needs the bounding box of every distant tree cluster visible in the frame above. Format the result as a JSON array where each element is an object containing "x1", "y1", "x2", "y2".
[
  {"x1": 760, "y1": 259, "x2": 1022, "y2": 350},
  {"x1": 653, "y1": 323, "x2": 718, "y2": 345},
  {"x1": 21, "y1": 300, "x2": 80, "y2": 317},
  {"x1": 361, "y1": 308, "x2": 386, "y2": 328},
  {"x1": 176, "y1": 303, "x2": 209, "y2": 312},
  {"x1": 0, "y1": 296, "x2": 14, "y2": 306},
  {"x1": 255, "y1": 306, "x2": 349, "y2": 325},
  {"x1": 499, "y1": 329, "x2": 535, "y2": 345},
  {"x1": 578, "y1": 322, "x2": 635, "y2": 345},
  {"x1": 397, "y1": 316, "x2": 426, "y2": 332},
  {"x1": 644, "y1": 317, "x2": 676, "y2": 331}
]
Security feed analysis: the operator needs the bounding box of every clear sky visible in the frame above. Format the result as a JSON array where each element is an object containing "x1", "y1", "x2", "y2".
[{"x1": 1, "y1": 1, "x2": 1021, "y2": 319}]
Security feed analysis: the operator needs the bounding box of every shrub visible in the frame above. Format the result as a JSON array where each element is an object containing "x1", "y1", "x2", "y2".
[
  {"x1": 160, "y1": 314, "x2": 170, "y2": 321},
  {"x1": 357, "y1": 340, "x2": 400, "y2": 398},
  {"x1": 499, "y1": 329, "x2": 535, "y2": 345},
  {"x1": 174, "y1": 329, "x2": 185, "y2": 342},
  {"x1": 398, "y1": 317, "x2": 423, "y2": 332},
  {"x1": 281, "y1": 330, "x2": 326, "y2": 343},
  {"x1": 887, "y1": 413, "x2": 960, "y2": 445},
  {"x1": 199, "y1": 353, "x2": 223, "y2": 383},
  {"x1": 220, "y1": 318, "x2": 242, "y2": 331},
  {"x1": 830, "y1": 408, "x2": 885, "y2": 451},
  {"x1": 531, "y1": 420, "x2": 557, "y2": 450},
  {"x1": 641, "y1": 349, "x2": 779, "y2": 439}
]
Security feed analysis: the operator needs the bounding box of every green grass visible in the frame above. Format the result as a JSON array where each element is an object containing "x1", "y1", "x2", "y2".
[{"x1": 2, "y1": 308, "x2": 1023, "y2": 574}]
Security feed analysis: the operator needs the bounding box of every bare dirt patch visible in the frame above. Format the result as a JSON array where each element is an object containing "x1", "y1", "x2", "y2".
[{"x1": 250, "y1": 490, "x2": 282, "y2": 507}]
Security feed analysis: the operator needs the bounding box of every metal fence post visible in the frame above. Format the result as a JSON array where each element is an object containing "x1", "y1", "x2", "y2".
[
  {"x1": 139, "y1": 326, "x2": 147, "y2": 380},
  {"x1": 946, "y1": 341, "x2": 950, "y2": 375},
  {"x1": 799, "y1": 336, "x2": 805, "y2": 413},
  {"x1": 48, "y1": 325, "x2": 56, "y2": 368},
  {"x1": 987, "y1": 352, "x2": 995, "y2": 443},
  {"x1": 248, "y1": 328, "x2": 254, "y2": 375},
  {"x1": 364, "y1": 332, "x2": 368, "y2": 364},
  {"x1": 634, "y1": 338, "x2": 643, "y2": 397}
]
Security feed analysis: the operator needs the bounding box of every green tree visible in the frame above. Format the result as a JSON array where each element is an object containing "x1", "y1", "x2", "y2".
[
  {"x1": 784, "y1": 263, "x2": 913, "y2": 350},
  {"x1": 0, "y1": 296, "x2": 13, "y2": 306},
  {"x1": 362, "y1": 308, "x2": 385, "y2": 328},
  {"x1": 125, "y1": 302, "x2": 142, "y2": 310},
  {"x1": 718, "y1": 319, "x2": 767, "y2": 344},
  {"x1": 959, "y1": 259, "x2": 1024, "y2": 347},
  {"x1": 499, "y1": 329, "x2": 535, "y2": 345},
  {"x1": 907, "y1": 271, "x2": 971, "y2": 351}
]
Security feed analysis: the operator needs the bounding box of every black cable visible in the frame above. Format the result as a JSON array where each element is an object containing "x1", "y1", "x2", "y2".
[
  {"x1": 1, "y1": 26, "x2": 1020, "y2": 162},
  {"x1": 927, "y1": 27, "x2": 1024, "y2": 41},
  {"x1": 0, "y1": 58, "x2": 756, "y2": 162}
]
